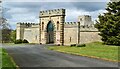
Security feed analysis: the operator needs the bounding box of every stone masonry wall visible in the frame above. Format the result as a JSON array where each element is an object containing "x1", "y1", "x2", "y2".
[
  {"x1": 24, "y1": 27, "x2": 39, "y2": 43},
  {"x1": 64, "y1": 22, "x2": 101, "y2": 45},
  {"x1": 80, "y1": 32, "x2": 101, "y2": 44},
  {"x1": 64, "y1": 22, "x2": 80, "y2": 45}
]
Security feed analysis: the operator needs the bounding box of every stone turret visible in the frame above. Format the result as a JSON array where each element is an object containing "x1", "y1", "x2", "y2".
[
  {"x1": 16, "y1": 22, "x2": 39, "y2": 40},
  {"x1": 78, "y1": 15, "x2": 93, "y2": 26}
]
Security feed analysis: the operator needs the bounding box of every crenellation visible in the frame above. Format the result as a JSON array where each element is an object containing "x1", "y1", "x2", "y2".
[
  {"x1": 64, "y1": 22, "x2": 78, "y2": 25},
  {"x1": 17, "y1": 22, "x2": 39, "y2": 28},
  {"x1": 40, "y1": 8, "x2": 65, "y2": 17},
  {"x1": 80, "y1": 25, "x2": 95, "y2": 28},
  {"x1": 80, "y1": 25, "x2": 98, "y2": 31},
  {"x1": 64, "y1": 22, "x2": 79, "y2": 28}
]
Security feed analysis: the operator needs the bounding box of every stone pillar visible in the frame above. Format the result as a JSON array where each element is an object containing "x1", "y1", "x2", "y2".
[
  {"x1": 78, "y1": 22, "x2": 80, "y2": 44},
  {"x1": 60, "y1": 16, "x2": 65, "y2": 45},
  {"x1": 16, "y1": 23, "x2": 24, "y2": 40},
  {"x1": 44, "y1": 31, "x2": 47, "y2": 44},
  {"x1": 39, "y1": 18, "x2": 41, "y2": 43},
  {"x1": 16, "y1": 24, "x2": 21, "y2": 39},
  {"x1": 54, "y1": 31, "x2": 56, "y2": 44}
]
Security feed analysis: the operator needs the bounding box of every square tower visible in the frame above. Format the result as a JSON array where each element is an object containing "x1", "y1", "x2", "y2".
[{"x1": 78, "y1": 15, "x2": 93, "y2": 26}]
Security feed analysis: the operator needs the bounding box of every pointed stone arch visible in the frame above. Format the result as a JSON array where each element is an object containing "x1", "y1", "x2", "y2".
[
  {"x1": 46, "y1": 21, "x2": 55, "y2": 43},
  {"x1": 45, "y1": 20, "x2": 56, "y2": 32}
]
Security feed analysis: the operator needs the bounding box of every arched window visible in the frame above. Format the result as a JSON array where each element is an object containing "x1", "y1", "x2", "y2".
[
  {"x1": 57, "y1": 21, "x2": 59, "y2": 30},
  {"x1": 42, "y1": 22, "x2": 44, "y2": 30}
]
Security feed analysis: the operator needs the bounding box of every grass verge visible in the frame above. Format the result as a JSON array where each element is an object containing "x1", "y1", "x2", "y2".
[
  {"x1": 0, "y1": 48, "x2": 18, "y2": 69},
  {"x1": 47, "y1": 42, "x2": 119, "y2": 62}
]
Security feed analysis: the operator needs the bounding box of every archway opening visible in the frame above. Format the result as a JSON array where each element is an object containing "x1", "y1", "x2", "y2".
[{"x1": 46, "y1": 21, "x2": 54, "y2": 44}]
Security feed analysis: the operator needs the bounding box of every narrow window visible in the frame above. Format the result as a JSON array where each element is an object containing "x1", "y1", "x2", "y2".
[
  {"x1": 42, "y1": 22, "x2": 44, "y2": 30},
  {"x1": 70, "y1": 37, "x2": 71, "y2": 42},
  {"x1": 80, "y1": 18, "x2": 82, "y2": 21},
  {"x1": 35, "y1": 35, "x2": 37, "y2": 40},
  {"x1": 57, "y1": 21, "x2": 59, "y2": 30}
]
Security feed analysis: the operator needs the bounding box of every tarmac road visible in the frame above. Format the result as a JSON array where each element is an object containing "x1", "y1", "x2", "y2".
[{"x1": 2, "y1": 44, "x2": 118, "y2": 68}]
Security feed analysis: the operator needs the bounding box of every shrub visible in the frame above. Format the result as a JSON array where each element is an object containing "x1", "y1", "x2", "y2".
[
  {"x1": 22, "y1": 39, "x2": 29, "y2": 43},
  {"x1": 40, "y1": 43, "x2": 42, "y2": 44},
  {"x1": 70, "y1": 44, "x2": 76, "y2": 47},
  {"x1": 14, "y1": 39, "x2": 29, "y2": 44},
  {"x1": 57, "y1": 44, "x2": 60, "y2": 46},
  {"x1": 14, "y1": 39, "x2": 22, "y2": 44},
  {"x1": 76, "y1": 44, "x2": 86, "y2": 47}
]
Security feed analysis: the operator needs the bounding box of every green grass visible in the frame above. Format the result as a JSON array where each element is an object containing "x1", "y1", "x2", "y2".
[
  {"x1": 0, "y1": 48, "x2": 2, "y2": 68},
  {"x1": 0, "y1": 48, "x2": 18, "y2": 69},
  {"x1": 48, "y1": 42, "x2": 119, "y2": 62}
]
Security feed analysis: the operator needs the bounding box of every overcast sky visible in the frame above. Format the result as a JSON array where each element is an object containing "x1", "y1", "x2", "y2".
[{"x1": 2, "y1": 0, "x2": 110, "y2": 29}]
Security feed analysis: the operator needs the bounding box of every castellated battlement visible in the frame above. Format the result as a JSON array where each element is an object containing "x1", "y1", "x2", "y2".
[
  {"x1": 64, "y1": 21, "x2": 98, "y2": 31},
  {"x1": 64, "y1": 22, "x2": 80, "y2": 28},
  {"x1": 17, "y1": 22, "x2": 39, "y2": 28},
  {"x1": 80, "y1": 25, "x2": 98, "y2": 31},
  {"x1": 64, "y1": 22, "x2": 79, "y2": 25},
  {"x1": 39, "y1": 8, "x2": 65, "y2": 17}
]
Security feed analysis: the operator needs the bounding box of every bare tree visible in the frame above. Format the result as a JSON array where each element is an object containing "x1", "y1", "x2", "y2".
[{"x1": 0, "y1": 1, "x2": 12, "y2": 43}]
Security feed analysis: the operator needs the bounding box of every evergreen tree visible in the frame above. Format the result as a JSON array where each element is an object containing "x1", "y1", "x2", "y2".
[{"x1": 95, "y1": 1, "x2": 120, "y2": 45}]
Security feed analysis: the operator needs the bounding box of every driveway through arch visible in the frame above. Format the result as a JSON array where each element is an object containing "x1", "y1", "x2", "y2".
[{"x1": 46, "y1": 21, "x2": 54, "y2": 44}]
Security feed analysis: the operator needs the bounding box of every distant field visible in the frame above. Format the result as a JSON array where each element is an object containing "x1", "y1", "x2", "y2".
[
  {"x1": 48, "y1": 42, "x2": 119, "y2": 62},
  {"x1": 0, "y1": 48, "x2": 18, "y2": 69}
]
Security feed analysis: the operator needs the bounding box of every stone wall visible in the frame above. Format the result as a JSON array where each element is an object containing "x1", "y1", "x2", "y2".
[
  {"x1": 64, "y1": 28, "x2": 78, "y2": 45},
  {"x1": 64, "y1": 22, "x2": 80, "y2": 45},
  {"x1": 79, "y1": 25, "x2": 102, "y2": 44},
  {"x1": 80, "y1": 32, "x2": 101, "y2": 44},
  {"x1": 24, "y1": 27, "x2": 39, "y2": 43},
  {"x1": 64, "y1": 22, "x2": 101, "y2": 45}
]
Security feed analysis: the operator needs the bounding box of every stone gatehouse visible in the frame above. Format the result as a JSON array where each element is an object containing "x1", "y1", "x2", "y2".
[{"x1": 16, "y1": 8, "x2": 101, "y2": 45}]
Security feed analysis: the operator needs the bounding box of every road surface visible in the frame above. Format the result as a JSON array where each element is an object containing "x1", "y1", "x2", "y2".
[{"x1": 2, "y1": 44, "x2": 118, "y2": 68}]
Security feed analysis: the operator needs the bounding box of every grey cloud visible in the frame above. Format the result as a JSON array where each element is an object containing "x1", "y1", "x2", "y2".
[
  {"x1": 4, "y1": 0, "x2": 110, "y2": 2},
  {"x1": 3, "y1": 2, "x2": 107, "y2": 11},
  {"x1": 3, "y1": 2, "x2": 108, "y2": 29},
  {"x1": 72, "y1": 2, "x2": 107, "y2": 11},
  {"x1": 2, "y1": 7, "x2": 12, "y2": 19}
]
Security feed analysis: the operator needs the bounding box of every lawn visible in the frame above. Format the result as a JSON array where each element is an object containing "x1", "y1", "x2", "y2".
[
  {"x1": 0, "y1": 48, "x2": 18, "y2": 69},
  {"x1": 48, "y1": 42, "x2": 119, "y2": 62}
]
